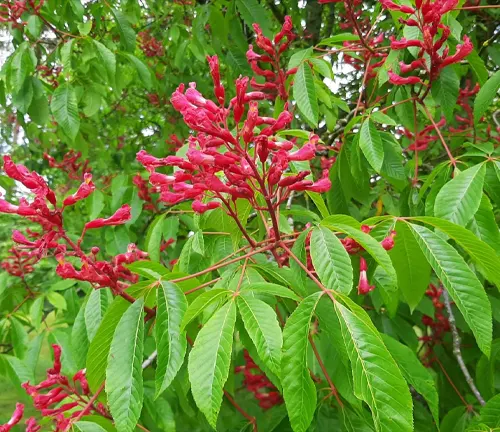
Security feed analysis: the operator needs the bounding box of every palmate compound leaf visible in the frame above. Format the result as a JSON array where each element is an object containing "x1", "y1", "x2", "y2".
[
  {"x1": 408, "y1": 223, "x2": 492, "y2": 356},
  {"x1": 188, "y1": 300, "x2": 237, "y2": 428},
  {"x1": 155, "y1": 281, "x2": 188, "y2": 397},
  {"x1": 335, "y1": 295, "x2": 413, "y2": 432},
  {"x1": 310, "y1": 226, "x2": 353, "y2": 294},
  {"x1": 237, "y1": 294, "x2": 283, "y2": 378},
  {"x1": 105, "y1": 298, "x2": 145, "y2": 432},
  {"x1": 282, "y1": 291, "x2": 324, "y2": 432}
]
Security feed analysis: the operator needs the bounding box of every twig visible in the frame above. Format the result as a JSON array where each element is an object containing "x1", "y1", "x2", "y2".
[
  {"x1": 442, "y1": 290, "x2": 485, "y2": 406},
  {"x1": 142, "y1": 350, "x2": 158, "y2": 369}
]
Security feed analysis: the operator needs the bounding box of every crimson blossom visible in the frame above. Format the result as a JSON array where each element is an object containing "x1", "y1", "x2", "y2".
[{"x1": 136, "y1": 17, "x2": 331, "y2": 242}]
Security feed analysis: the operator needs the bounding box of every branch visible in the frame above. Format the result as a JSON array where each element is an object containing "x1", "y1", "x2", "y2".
[
  {"x1": 442, "y1": 290, "x2": 486, "y2": 406},
  {"x1": 142, "y1": 350, "x2": 158, "y2": 369}
]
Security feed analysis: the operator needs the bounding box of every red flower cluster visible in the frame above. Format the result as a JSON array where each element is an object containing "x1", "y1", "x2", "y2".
[
  {"x1": 246, "y1": 16, "x2": 297, "y2": 101},
  {"x1": 344, "y1": 33, "x2": 387, "y2": 82},
  {"x1": 235, "y1": 350, "x2": 283, "y2": 410},
  {"x1": 137, "y1": 19, "x2": 330, "y2": 223},
  {"x1": 2, "y1": 345, "x2": 110, "y2": 431},
  {"x1": 44, "y1": 150, "x2": 90, "y2": 181},
  {"x1": 0, "y1": 156, "x2": 149, "y2": 291},
  {"x1": 133, "y1": 173, "x2": 159, "y2": 212},
  {"x1": 56, "y1": 240, "x2": 147, "y2": 289},
  {"x1": 419, "y1": 284, "x2": 450, "y2": 367},
  {"x1": 0, "y1": 0, "x2": 43, "y2": 28},
  {"x1": 382, "y1": 0, "x2": 473, "y2": 86},
  {"x1": 449, "y1": 80, "x2": 480, "y2": 134},
  {"x1": 138, "y1": 31, "x2": 164, "y2": 57},
  {"x1": 2, "y1": 241, "x2": 39, "y2": 277},
  {"x1": 398, "y1": 117, "x2": 446, "y2": 151}
]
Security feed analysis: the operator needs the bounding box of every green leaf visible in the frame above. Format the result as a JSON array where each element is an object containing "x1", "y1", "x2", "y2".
[
  {"x1": 235, "y1": 0, "x2": 273, "y2": 38},
  {"x1": 310, "y1": 226, "x2": 353, "y2": 294},
  {"x1": 478, "y1": 394, "x2": 500, "y2": 427},
  {"x1": 86, "y1": 297, "x2": 130, "y2": 392},
  {"x1": 106, "y1": 298, "x2": 145, "y2": 432},
  {"x1": 359, "y1": 120, "x2": 384, "y2": 172},
  {"x1": 288, "y1": 48, "x2": 313, "y2": 69},
  {"x1": 77, "y1": 21, "x2": 93, "y2": 36},
  {"x1": 410, "y1": 216, "x2": 500, "y2": 289},
  {"x1": 432, "y1": 66, "x2": 459, "y2": 123},
  {"x1": 155, "y1": 281, "x2": 187, "y2": 397},
  {"x1": 434, "y1": 163, "x2": 486, "y2": 226},
  {"x1": 318, "y1": 34, "x2": 360, "y2": 46},
  {"x1": 390, "y1": 221, "x2": 431, "y2": 311},
  {"x1": 10, "y1": 318, "x2": 28, "y2": 359},
  {"x1": 381, "y1": 335, "x2": 439, "y2": 424},
  {"x1": 188, "y1": 300, "x2": 236, "y2": 428},
  {"x1": 125, "y1": 54, "x2": 152, "y2": 90},
  {"x1": 72, "y1": 302, "x2": 90, "y2": 370},
  {"x1": 289, "y1": 228, "x2": 312, "y2": 297},
  {"x1": 409, "y1": 223, "x2": 492, "y2": 356},
  {"x1": 73, "y1": 421, "x2": 108, "y2": 432},
  {"x1": 93, "y1": 40, "x2": 116, "y2": 83},
  {"x1": 474, "y1": 70, "x2": 500, "y2": 124},
  {"x1": 85, "y1": 289, "x2": 109, "y2": 342},
  {"x1": 468, "y1": 195, "x2": 500, "y2": 256},
  {"x1": 370, "y1": 110, "x2": 397, "y2": 126},
  {"x1": 26, "y1": 15, "x2": 42, "y2": 39},
  {"x1": 237, "y1": 295, "x2": 282, "y2": 378},
  {"x1": 294, "y1": 63, "x2": 318, "y2": 127},
  {"x1": 335, "y1": 298, "x2": 413, "y2": 432},
  {"x1": 240, "y1": 282, "x2": 301, "y2": 301},
  {"x1": 50, "y1": 83, "x2": 80, "y2": 141},
  {"x1": 110, "y1": 8, "x2": 136, "y2": 52},
  {"x1": 321, "y1": 222, "x2": 397, "y2": 290},
  {"x1": 126, "y1": 261, "x2": 170, "y2": 280},
  {"x1": 467, "y1": 49, "x2": 489, "y2": 86},
  {"x1": 282, "y1": 292, "x2": 323, "y2": 432},
  {"x1": 146, "y1": 213, "x2": 166, "y2": 262},
  {"x1": 47, "y1": 291, "x2": 67, "y2": 310},
  {"x1": 181, "y1": 289, "x2": 231, "y2": 331},
  {"x1": 309, "y1": 58, "x2": 333, "y2": 80}
]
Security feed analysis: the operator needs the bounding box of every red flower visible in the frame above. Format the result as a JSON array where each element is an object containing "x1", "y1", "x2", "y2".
[
  {"x1": 84, "y1": 204, "x2": 132, "y2": 230},
  {"x1": 357, "y1": 257, "x2": 375, "y2": 295},
  {"x1": 388, "y1": 71, "x2": 423, "y2": 86},
  {"x1": 192, "y1": 200, "x2": 221, "y2": 213},
  {"x1": 0, "y1": 403, "x2": 24, "y2": 432},
  {"x1": 63, "y1": 173, "x2": 95, "y2": 207}
]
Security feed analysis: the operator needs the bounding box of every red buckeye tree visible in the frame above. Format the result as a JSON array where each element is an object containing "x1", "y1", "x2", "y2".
[{"x1": 0, "y1": 0, "x2": 500, "y2": 431}]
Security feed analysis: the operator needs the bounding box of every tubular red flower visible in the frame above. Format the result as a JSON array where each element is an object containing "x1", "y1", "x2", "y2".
[
  {"x1": 287, "y1": 143, "x2": 316, "y2": 161},
  {"x1": 63, "y1": 173, "x2": 95, "y2": 207},
  {"x1": 440, "y1": 36, "x2": 473, "y2": 68},
  {"x1": 388, "y1": 71, "x2": 423, "y2": 86},
  {"x1": 47, "y1": 345, "x2": 62, "y2": 375},
  {"x1": 192, "y1": 200, "x2": 221, "y2": 213},
  {"x1": 0, "y1": 403, "x2": 24, "y2": 432},
  {"x1": 390, "y1": 37, "x2": 423, "y2": 50},
  {"x1": 0, "y1": 199, "x2": 19, "y2": 214},
  {"x1": 357, "y1": 257, "x2": 375, "y2": 295},
  {"x1": 84, "y1": 204, "x2": 132, "y2": 230}
]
